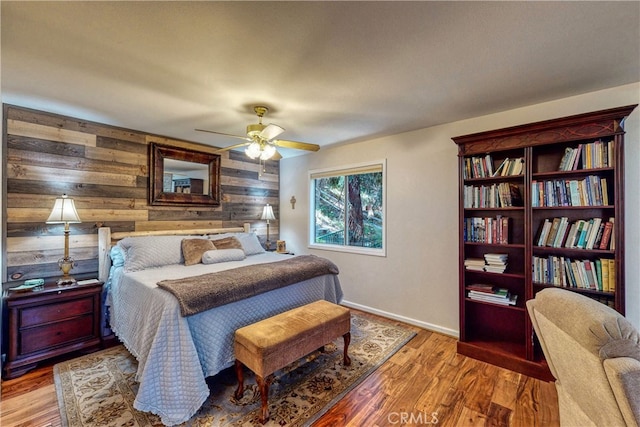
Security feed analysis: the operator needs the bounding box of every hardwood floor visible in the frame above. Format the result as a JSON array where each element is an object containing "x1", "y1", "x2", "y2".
[{"x1": 1, "y1": 311, "x2": 559, "y2": 426}]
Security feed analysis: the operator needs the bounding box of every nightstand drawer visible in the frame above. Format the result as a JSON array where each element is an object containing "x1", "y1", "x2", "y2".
[
  {"x1": 21, "y1": 314, "x2": 94, "y2": 354},
  {"x1": 20, "y1": 297, "x2": 94, "y2": 327}
]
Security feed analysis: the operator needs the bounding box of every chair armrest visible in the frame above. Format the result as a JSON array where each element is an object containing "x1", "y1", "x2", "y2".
[{"x1": 604, "y1": 357, "x2": 640, "y2": 427}]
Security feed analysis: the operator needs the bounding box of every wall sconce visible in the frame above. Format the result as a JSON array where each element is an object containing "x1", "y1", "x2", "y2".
[
  {"x1": 46, "y1": 194, "x2": 82, "y2": 285},
  {"x1": 261, "y1": 204, "x2": 276, "y2": 250}
]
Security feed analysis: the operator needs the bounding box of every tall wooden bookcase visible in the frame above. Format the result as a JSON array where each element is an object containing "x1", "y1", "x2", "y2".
[{"x1": 452, "y1": 105, "x2": 637, "y2": 380}]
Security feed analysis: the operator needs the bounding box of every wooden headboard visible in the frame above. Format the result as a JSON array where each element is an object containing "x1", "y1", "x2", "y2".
[{"x1": 97, "y1": 223, "x2": 251, "y2": 282}]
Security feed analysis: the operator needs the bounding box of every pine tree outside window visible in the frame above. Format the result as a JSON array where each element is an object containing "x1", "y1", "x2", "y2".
[{"x1": 309, "y1": 160, "x2": 385, "y2": 256}]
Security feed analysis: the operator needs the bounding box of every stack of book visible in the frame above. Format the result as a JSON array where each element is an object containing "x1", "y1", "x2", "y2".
[
  {"x1": 484, "y1": 253, "x2": 508, "y2": 273},
  {"x1": 467, "y1": 284, "x2": 518, "y2": 306},
  {"x1": 464, "y1": 258, "x2": 486, "y2": 272}
]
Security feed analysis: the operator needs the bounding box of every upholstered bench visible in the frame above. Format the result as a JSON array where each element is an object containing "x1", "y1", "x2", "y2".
[{"x1": 234, "y1": 300, "x2": 351, "y2": 424}]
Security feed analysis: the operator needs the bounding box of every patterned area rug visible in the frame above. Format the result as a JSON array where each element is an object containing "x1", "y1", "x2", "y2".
[{"x1": 54, "y1": 313, "x2": 416, "y2": 426}]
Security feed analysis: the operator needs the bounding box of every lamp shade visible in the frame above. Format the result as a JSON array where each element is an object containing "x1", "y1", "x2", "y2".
[
  {"x1": 46, "y1": 195, "x2": 81, "y2": 224},
  {"x1": 261, "y1": 204, "x2": 276, "y2": 221},
  {"x1": 245, "y1": 142, "x2": 262, "y2": 159},
  {"x1": 260, "y1": 144, "x2": 277, "y2": 160}
]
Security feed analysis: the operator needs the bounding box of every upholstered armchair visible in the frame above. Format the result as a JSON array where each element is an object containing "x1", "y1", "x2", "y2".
[{"x1": 527, "y1": 288, "x2": 640, "y2": 427}]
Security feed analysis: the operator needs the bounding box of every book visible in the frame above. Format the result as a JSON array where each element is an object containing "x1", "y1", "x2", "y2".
[
  {"x1": 558, "y1": 147, "x2": 573, "y2": 171},
  {"x1": 468, "y1": 288, "x2": 509, "y2": 298},
  {"x1": 601, "y1": 177, "x2": 609, "y2": 205},
  {"x1": 564, "y1": 258, "x2": 577, "y2": 288},
  {"x1": 571, "y1": 144, "x2": 583, "y2": 170},
  {"x1": 484, "y1": 253, "x2": 508, "y2": 262},
  {"x1": 492, "y1": 157, "x2": 509, "y2": 177},
  {"x1": 545, "y1": 217, "x2": 562, "y2": 247},
  {"x1": 576, "y1": 219, "x2": 593, "y2": 249},
  {"x1": 564, "y1": 221, "x2": 579, "y2": 249},
  {"x1": 536, "y1": 219, "x2": 552, "y2": 246},
  {"x1": 469, "y1": 293, "x2": 518, "y2": 306},
  {"x1": 608, "y1": 258, "x2": 616, "y2": 291},
  {"x1": 568, "y1": 180, "x2": 581, "y2": 206},
  {"x1": 76, "y1": 278, "x2": 100, "y2": 286},
  {"x1": 466, "y1": 284, "x2": 500, "y2": 293},
  {"x1": 571, "y1": 261, "x2": 584, "y2": 288},
  {"x1": 467, "y1": 285, "x2": 517, "y2": 306},
  {"x1": 464, "y1": 258, "x2": 486, "y2": 271},
  {"x1": 609, "y1": 218, "x2": 615, "y2": 250},
  {"x1": 552, "y1": 217, "x2": 570, "y2": 248},
  {"x1": 592, "y1": 222, "x2": 606, "y2": 249},
  {"x1": 601, "y1": 258, "x2": 610, "y2": 292},
  {"x1": 585, "y1": 217, "x2": 602, "y2": 249},
  {"x1": 583, "y1": 261, "x2": 596, "y2": 290},
  {"x1": 499, "y1": 216, "x2": 510, "y2": 244},
  {"x1": 568, "y1": 220, "x2": 585, "y2": 248},
  {"x1": 599, "y1": 220, "x2": 613, "y2": 250}
]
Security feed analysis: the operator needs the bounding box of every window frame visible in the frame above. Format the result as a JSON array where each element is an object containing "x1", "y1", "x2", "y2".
[{"x1": 308, "y1": 159, "x2": 386, "y2": 257}]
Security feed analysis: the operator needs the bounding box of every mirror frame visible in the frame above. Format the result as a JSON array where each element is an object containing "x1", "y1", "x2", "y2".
[{"x1": 149, "y1": 143, "x2": 221, "y2": 206}]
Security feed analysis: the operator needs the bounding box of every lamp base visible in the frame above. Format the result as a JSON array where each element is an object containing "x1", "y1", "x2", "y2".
[
  {"x1": 57, "y1": 276, "x2": 77, "y2": 286},
  {"x1": 57, "y1": 257, "x2": 76, "y2": 286}
]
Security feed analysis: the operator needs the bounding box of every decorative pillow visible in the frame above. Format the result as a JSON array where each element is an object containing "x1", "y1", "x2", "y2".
[
  {"x1": 182, "y1": 238, "x2": 215, "y2": 266},
  {"x1": 210, "y1": 232, "x2": 265, "y2": 255},
  {"x1": 211, "y1": 236, "x2": 244, "y2": 251},
  {"x1": 109, "y1": 245, "x2": 126, "y2": 267},
  {"x1": 208, "y1": 233, "x2": 233, "y2": 241},
  {"x1": 118, "y1": 235, "x2": 186, "y2": 272},
  {"x1": 235, "y1": 233, "x2": 266, "y2": 255},
  {"x1": 202, "y1": 248, "x2": 246, "y2": 264}
]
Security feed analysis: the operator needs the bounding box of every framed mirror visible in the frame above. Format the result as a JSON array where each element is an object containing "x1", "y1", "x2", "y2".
[{"x1": 149, "y1": 143, "x2": 221, "y2": 206}]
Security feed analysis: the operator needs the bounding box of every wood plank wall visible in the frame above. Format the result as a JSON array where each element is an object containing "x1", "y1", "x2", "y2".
[{"x1": 2, "y1": 104, "x2": 279, "y2": 284}]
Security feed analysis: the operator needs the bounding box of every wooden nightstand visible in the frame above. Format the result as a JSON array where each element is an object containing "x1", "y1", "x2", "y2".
[{"x1": 2, "y1": 280, "x2": 103, "y2": 379}]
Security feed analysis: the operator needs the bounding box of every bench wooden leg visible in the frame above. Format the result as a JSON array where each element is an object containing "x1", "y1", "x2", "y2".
[
  {"x1": 256, "y1": 374, "x2": 271, "y2": 424},
  {"x1": 234, "y1": 359, "x2": 245, "y2": 400},
  {"x1": 343, "y1": 332, "x2": 351, "y2": 366}
]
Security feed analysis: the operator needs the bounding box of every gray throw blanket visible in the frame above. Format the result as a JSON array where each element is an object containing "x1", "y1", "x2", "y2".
[{"x1": 157, "y1": 255, "x2": 339, "y2": 316}]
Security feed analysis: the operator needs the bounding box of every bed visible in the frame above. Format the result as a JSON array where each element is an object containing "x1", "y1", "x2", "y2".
[{"x1": 97, "y1": 224, "x2": 343, "y2": 426}]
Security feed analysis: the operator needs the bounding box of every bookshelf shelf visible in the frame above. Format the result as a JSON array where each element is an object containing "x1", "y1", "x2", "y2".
[
  {"x1": 453, "y1": 105, "x2": 636, "y2": 380},
  {"x1": 465, "y1": 297, "x2": 527, "y2": 311}
]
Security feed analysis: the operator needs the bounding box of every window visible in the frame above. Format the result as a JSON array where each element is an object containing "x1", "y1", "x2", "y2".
[{"x1": 309, "y1": 160, "x2": 385, "y2": 256}]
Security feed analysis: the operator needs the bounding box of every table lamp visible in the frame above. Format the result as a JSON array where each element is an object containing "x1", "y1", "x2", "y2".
[
  {"x1": 261, "y1": 204, "x2": 276, "y2": 250},
  {"x1": 46, "y1": 194, "x2": 82, "y2": 285}
]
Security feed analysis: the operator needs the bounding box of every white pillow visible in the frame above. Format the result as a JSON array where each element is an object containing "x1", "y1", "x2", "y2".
[
  {"x1": 202, "y1": 248, "x2": 246, "y2": 264},
  {"x1": 118, "y1": 235, "x2": 186, "y2": 272},
  {"x1": 235, "y1": 233, "x2": 265, "y2": 255}
]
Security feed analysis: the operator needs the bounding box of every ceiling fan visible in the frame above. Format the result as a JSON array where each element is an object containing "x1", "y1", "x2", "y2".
[{"x1": 196, "y1": 106, "x2": 320, "y2": 161}]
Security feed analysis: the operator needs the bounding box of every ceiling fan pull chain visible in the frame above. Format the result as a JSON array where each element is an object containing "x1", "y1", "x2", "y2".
[{"x1": 258, "y1": 158, "x2": 267, "y2": 177}]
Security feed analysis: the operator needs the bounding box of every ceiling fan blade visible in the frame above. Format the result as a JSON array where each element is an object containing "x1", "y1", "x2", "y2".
[
  {"x1": 195, "y1": 128, "x2": 251, "y2": 141},
  {"x1": 259, "y1": 123, "x2": 285, "y2": 141},
  {"x1": 212, "y1": 142, "x2": 251, "y2": 153},
  {"x1": 274, "y1": 139, "x2": 320, "y2": 152}
]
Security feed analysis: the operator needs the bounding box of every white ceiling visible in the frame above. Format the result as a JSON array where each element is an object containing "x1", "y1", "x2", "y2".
[{"x1": 2, "y1": 1, "x2": 639, "y2": 157}]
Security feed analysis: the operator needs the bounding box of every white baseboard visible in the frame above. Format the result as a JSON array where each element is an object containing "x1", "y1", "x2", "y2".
[{"x1": 341, "y1": 299, "x2": 460, "y2": 339}]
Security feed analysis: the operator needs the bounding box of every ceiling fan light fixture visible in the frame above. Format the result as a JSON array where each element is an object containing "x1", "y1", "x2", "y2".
[
  {"x1": 245, "y1": 141, "x2": 262, "y2": 159},
  {"x1": 261, "y1": 144, "x2": 277, "y2": 160}
]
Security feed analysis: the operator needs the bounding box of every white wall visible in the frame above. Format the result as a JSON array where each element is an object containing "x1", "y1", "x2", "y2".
[{"x1": 280, "y1": 83, "x2": 640, "y2": 334}]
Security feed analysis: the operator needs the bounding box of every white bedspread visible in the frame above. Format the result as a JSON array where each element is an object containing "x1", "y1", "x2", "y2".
[{"x1": 107, "y1": 252, "x2": 343, "y2": 426}]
